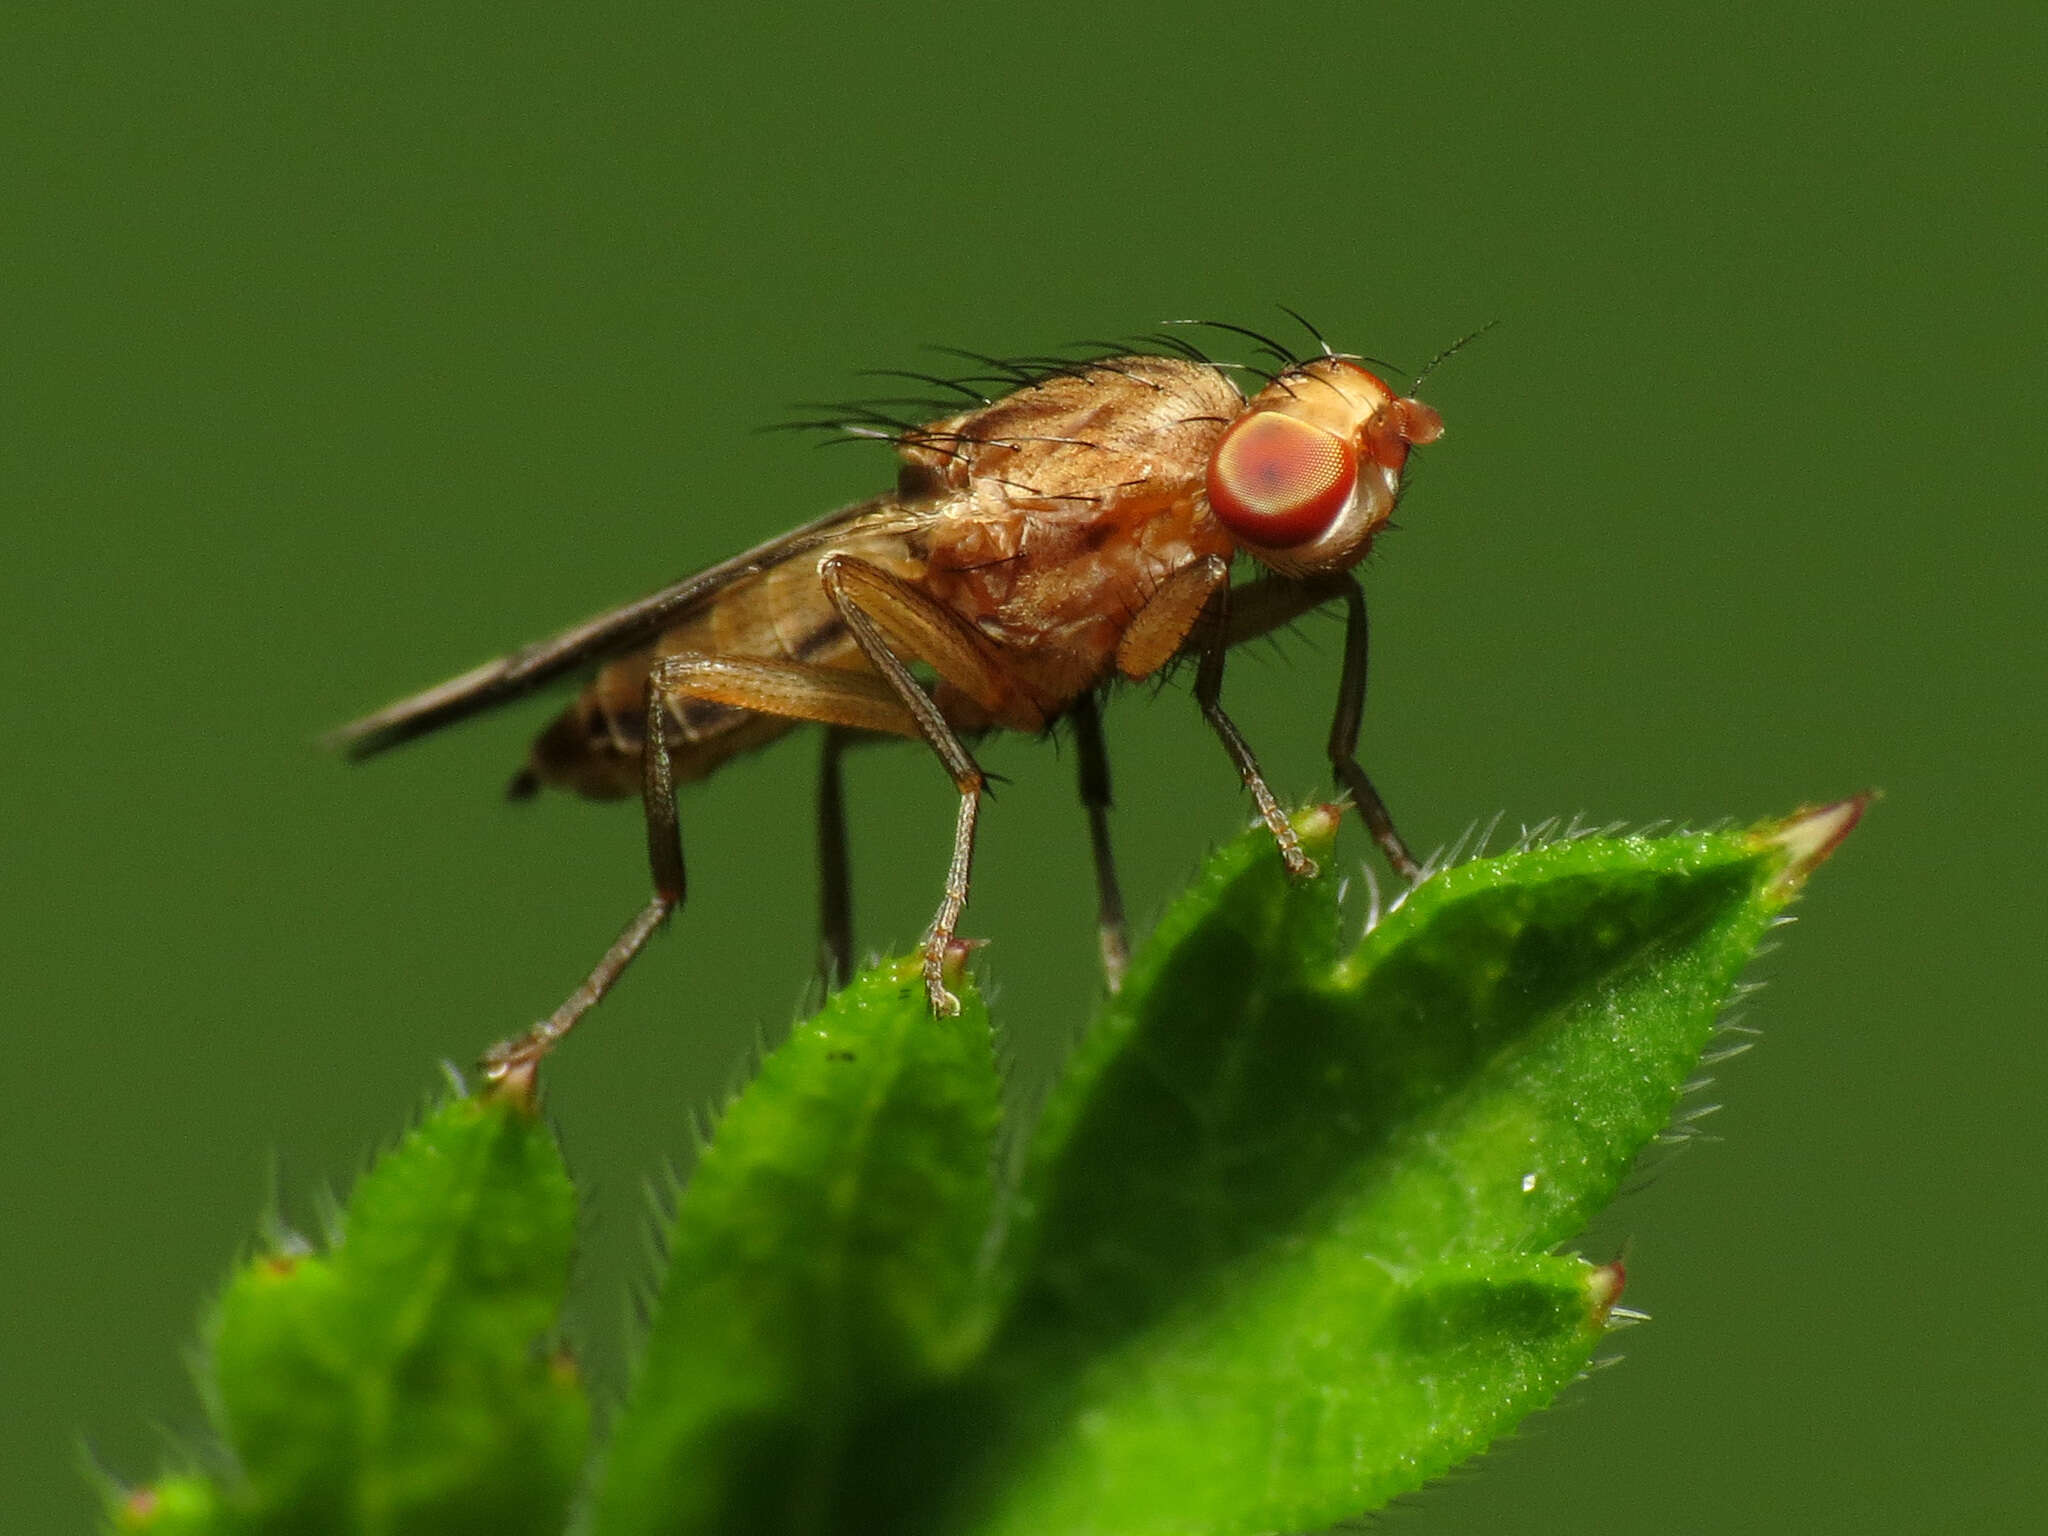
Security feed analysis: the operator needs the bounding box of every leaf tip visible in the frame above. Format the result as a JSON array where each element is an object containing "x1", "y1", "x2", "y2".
[
  {"x1": 548, "y1": 1344, "x2": 581, "y2": 1389},
  {"x1": 482, "y1": 1052, "x2": 544, "y2": 1115},
  {"x1": 1756, "y1": 792, "x2": 1873, "y2": 896},
  {"x1": 1585, "y1": 1259, "x2": 1628, "y2": 1326},
  {"x1": 1297, "y1": 800, "x2": 1344, "y2": 859},
  {"x1": 114, "y1": 1485, "x2": 160, "y2": 1530},
  {"x1": 107, "y1": 1477, "x2": 217, "y2": 1533},
  {"x1": 941, "y1": 936, "x2": 988, "y2": 991}
]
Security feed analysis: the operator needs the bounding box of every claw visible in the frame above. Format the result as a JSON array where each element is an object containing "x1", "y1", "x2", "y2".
[
  {"x1": 923, "y1": 966, "x2": 962, "y2": 1017},
  {"x1": 1283, "y1": 849, "x2": 1321, "y2": 880},
  {"x1": 479, "y1": 1034, "x2": 545, "y2": 1102},
  {"x1": 922, "y1": 936, "x2": 985, "y2": 1015}
]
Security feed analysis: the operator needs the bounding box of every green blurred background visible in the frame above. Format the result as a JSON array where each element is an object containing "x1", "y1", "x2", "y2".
[{"x1": 5, "y1": 3, "x2": 2041, "y2": 1530}]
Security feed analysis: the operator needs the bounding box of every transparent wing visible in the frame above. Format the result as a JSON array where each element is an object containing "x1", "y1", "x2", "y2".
[{"x1": 328, "y1": 495, "x2": 924, "y2": 760}]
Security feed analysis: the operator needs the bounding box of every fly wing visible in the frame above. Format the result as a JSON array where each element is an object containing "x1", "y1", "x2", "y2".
[{"x1": 329, "y1": 494, "x2": 925, "y2": 760}]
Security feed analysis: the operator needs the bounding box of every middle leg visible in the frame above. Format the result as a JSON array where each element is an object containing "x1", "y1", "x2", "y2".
[
  {"x1": 817, "y1": 726, "x2": 856, "y2": 991},
  {"x1": 818, "y1": 554, "x2": 1028, "y2": 1016},
  {"x1": 1069, "y1": 691, "x2": 1130, "y2": 991}
]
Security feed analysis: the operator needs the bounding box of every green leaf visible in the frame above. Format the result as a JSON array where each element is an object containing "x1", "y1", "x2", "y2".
[
  {"x1": 105, "y1": 799, "x2": 1861, "y2": 1536},
  {"x1": 873, "y1": 801, "x2": 1860, "y2": 1536},
  {"x1": 588, "y1": 956, "x2": 1002, "y2": 1536},
  {"x1": 201, "y1": 1086, "x2": 586, "y2": 1535}
]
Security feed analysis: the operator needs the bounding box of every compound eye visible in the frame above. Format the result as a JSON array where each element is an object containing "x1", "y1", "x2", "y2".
[{"x1": 1207, "y1": 411, "x2": 1358, "y2": 548}]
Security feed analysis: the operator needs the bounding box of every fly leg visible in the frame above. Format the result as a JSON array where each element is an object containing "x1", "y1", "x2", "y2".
[
  {"x1": 1206, "y1": 569, "x2": 1342, "y2": 650},
  {"x1": 1120, "y1": 555, "x2": 1312, "y2": 880},
  {"x1": 483, "y1": 659, "x2": 921, "y2": 1078},
  {"x1": 818, "y1": 554, "x2": 1032, "y2": 1017},
  {"x1": 1326, "y1": 576, "x2": 1420, "y2": 881},
  {"x1": 817, "y1": 727, "x2": 855, "y2": 990},
  {"x1": 1069, "y1": 691, "x2": 1130, "y2": 991},
  {"x1": 1181, "y1": 570, "x2": 1419, "y2": 882},
  {"x1": 1194, "y1": 579, "x2": 1314, "y2": 879},
  {"x1": 480, "y1": 674, "x2": 690, "y2": 1081}
]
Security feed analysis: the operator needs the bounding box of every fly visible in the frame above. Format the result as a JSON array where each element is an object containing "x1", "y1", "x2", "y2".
[{"x1": 331, "y1": 321, "x2": 1450, "y2": 1079}]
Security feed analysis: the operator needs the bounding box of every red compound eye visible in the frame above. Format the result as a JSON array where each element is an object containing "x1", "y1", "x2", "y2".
[{"x1": 1207, "y1": 411, "x2": 1358, "y2": 548}]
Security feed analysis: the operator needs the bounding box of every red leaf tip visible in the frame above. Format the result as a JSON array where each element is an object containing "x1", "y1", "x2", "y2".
[
  {"x1": 1759, "y1": 792, "x2": 1873, "y2": 896},
  {"x1": 1587, "y1": 1259, "x2": 1628, "y2": 1324}
]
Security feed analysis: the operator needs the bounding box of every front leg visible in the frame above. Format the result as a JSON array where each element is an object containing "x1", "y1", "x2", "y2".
[
  {"x1": 1326, "y1": 576, "x2": 1421, "y2": 881},
  {"x1": 1189, "y1": 566, "x2": 1316, "y2": 880},
  {"x1": 1177, "y1": 568, "x2": 1419, "y2": 883},
  {"x1": 1117, "y1": 555, "x2": 1314, "y2": 880}
]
